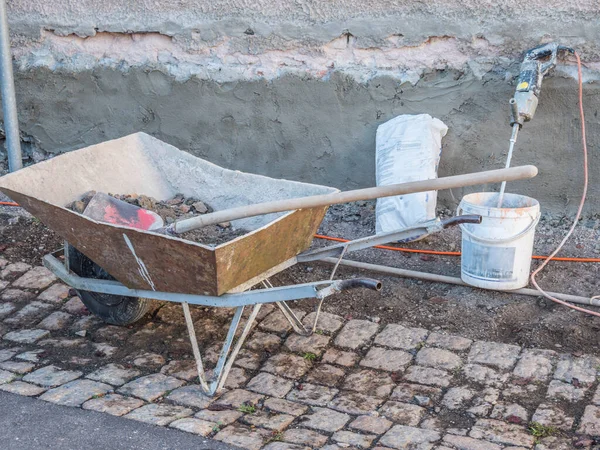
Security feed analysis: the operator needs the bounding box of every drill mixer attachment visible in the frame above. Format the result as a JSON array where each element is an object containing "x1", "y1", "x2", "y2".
[{"x1": 498, "y1": 43, "x2": 573, "y2": 207}]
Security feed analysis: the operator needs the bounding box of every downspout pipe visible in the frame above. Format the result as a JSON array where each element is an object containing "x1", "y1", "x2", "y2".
[{"x1": 0, "y1": 0, "x2": 21, "y2": 172}]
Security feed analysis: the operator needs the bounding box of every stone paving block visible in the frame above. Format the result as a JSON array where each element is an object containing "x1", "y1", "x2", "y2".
[
  {"x1": 374, "y1": 324, "x2": 428, "y2": 350},
  {"x1": 443, "y1": 434, "x2": 501, "y2": 450},
  {"x1": 442, "y1": 386, "x2": 476, "y2": 410},
  {"x1": 160, "y1": 360, "x2": 197, "y2": 381},
  {"x1": 0, "y1": 360, "x2": 35, "y2": 374},
  {"x1": 287, "y1": 383, "x2": 338, "y2": 406},
  {"x1": 247, "y1": 372, "x2": 294, "y2": 398},
  {"x1": 299, "y1": 407, "x2": 350, "y2": 432},
  {"x1": 0, "y1": 380, "x2": 46, "y2": 396},
  {"x1": 531, "y1": 404, "x2": 574, "y2": 431},
  {"x1": 82, "y1": 393, "x2": 144, "y2": 416},
  {"x1": 118, "y1": 373, "x2": 184, "y2": 402},
  {"x1": 404, "y1": 365, "x2": 453, "y2": 387},
  {"x1": 92, "y1": 342, "x2": 118, "y2": 358},
  {"x1": 94, "y1": 325, "x2": 131, "y2": 342},
  {"x1": 553, "y1": 354, "x2": 600, "y2": 386},
  {"x1": 195, "y1": 409, "x2": 242, "y2": 426},
  {"x1": 378, "y1": 401, "x2": 425, "y2": 426},
  {"x1": 246, "y1": 331, "x2": 282, "y2": 353},
  {"x1": 125, "y1": 404, "x2": 193, "y2": 426},
  {"x1": 416, "y1": 347, "x2": 462, "y2": 371},
  {"x1": 335, "y1": 320, "x2": 379, "y2": 350},
  {"x1": 214, "y1": 424, "x2": 270, "y2": 450},
  {"x1": 12, "y1": 266, "x2": 57, "y2": 290},
  {"x1": 259, "y1": 309, "x2": 306, "y2": 334},
  {"x1": 15, "y1": 349, "x2": 45, "y2": 363},
  {"x1": 213, "y1": 389, "x2": 264, "y2": 409},
  {"x1": 37, "y1": 284, "x2": 71, "y2": 304},
  {"x1": 468, "y1": 341, "x2": 521, "y2": 370},
  {"x1": 283, "y1": 428, "x2": 329, "y2": 447},
  {"x1": 462, "y1": 364, "x2": 509, "y2": 388},
  {"x1": 61, "y1": 297, "x2": 89, "y2": 316},
  {"x1": 329, "y1": 392, "x2": 384, "y2": 415},
  {"x1": 169, "y1": 417, "x2": 215, "y2": 436},
  {"x1": 468, "y1": 388, "x2": 499, "y2": 418},
  {"x1": 0, "y1": 303, "x2": 16, "y2": 318},
  {"x1": 0, "y1": 279, "x2": 8, "y2": 291},
  {"x1": 390, "y1": 383, "x2": 442, "y2": 406},
  {"x1": 302, "y1": 312, "x2": 344, "y2": 334},
  {"x1": 379, "y1": 425, "x2": 440, "y2": 449},
  {"x1": 546, "y1": 379, "x2": 587, "y2": 402},
  {"x1": 502, "y1": 384, "x2": 540, "y2": 401},
  {"x1": 38, "y1": 337, "x2": 85, "y2": 349},
  {"x1": 241, "y1": 410, "x2": 295, "y2": 431},
  {"x1": 263, "y1": 443, "x2": 309, "y2": 450},
  {"x1": 218, "y1": 367, "x2": 248, "y2": 390},
  {"x1": 264, "y1": 397, "x2": 308, "y2": 416},
  {"x1": 426, "y1": 332, "x2": 473, "y2": 351},
  {"x1": 0, "y1": 369, "x2": 17, "y2": 384},
  {"x1": 534, "y1": 436, "x2": 578, "y2": 450},
  {"x1": 70, "y1": 315, "x2": 101, "y2": 330},
  {"x1": 262, "y1": 353, "x2": 312, "y2": 379},
  {"x1": 512, "y1": 348, "x2": 556, "y2": 382},
  {"x1": 284, "y1": 333, "x2": 331, "y2": 356},
  {"x1": 130, "y1": 352, "x2": 165, "y2": 368},
  {"x1": 1, "y1": 289, "x2": 34, "y2": 302},
  {"x1": 332, "y1": 430, "x2": 376, "y2": 448},
  {"x1": 39, "y1": 379, "x2": 112, "y2": 406},
  {"x1": 3, "y1": 328, "x2": 49, "y2": 344},
  {"x1": 167, "y1": 384, "x2": 213, "y2": 409},
  {"x1": 322, "y1": 348, "x2": 359, "y2": 367},
  {"x1": 0, "y1": 262, "x2": 31, "y2": 280},
  {"x1": 489, "y1": 402, "x2": 529, "y2": 424},
  {"x1": 577, "y1": 405, "x2": 600, "y2": 436},
  {"x1": 349, "y1": 414, "x2": 393, "y2": 435},
  {"x1": 37, "y1": 311, "x2": 73, "y2": 330},
  {"x1": 343, "y1": 369, "x2": 394, "y2": 398},
  {"x1": 594, "y1": 384, "x2": 600, "y2": 405},
  {"x1": 469, "y1": 419, "x2": 535, "y2": 447},
  {"x1": 360, "y1": 347, "x2": 413, "y2": 372},
  {"x1": 306, "y1": 364, "x2": 345, "y2": 387},
  {"x1": 23, "y1": 365, "x2": 82, "y2": 387},
  {"x1": 0, "y1": 258, "x2": 7, "y2": 269},
  {"x1": 0, "y1": 348, "x2": 18, "y2": 362},
  {"x1": 234, "y1": 349, "x2": 262, "y2": 370}
]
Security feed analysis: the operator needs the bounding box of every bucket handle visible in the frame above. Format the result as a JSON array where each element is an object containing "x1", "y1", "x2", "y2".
[{"x1": 456, "y1": 207, "x2": 541, "y2": 244}]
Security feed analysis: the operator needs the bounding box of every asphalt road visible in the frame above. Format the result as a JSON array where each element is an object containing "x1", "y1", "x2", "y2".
[{"x1": 0, "y1": 391, "x2": 238, "y2": 450}]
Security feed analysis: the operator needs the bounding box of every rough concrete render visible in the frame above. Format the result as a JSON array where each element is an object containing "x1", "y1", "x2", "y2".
[{"x1": 2, "y1": 1, "x2": 600, "y2": 213}]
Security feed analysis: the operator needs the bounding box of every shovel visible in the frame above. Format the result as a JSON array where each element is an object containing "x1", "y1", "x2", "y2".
[{"x1": 80, "y1": 165, "x2": 538, "y2": 234}]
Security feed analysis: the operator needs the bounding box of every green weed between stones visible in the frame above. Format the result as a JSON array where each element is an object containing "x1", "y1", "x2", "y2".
[
  {"x1": 238, "y1": 403, "x2": 257, "y2": 414},
  {"x1": 302, "y1": 352, "x2": 318, "y2": 362},
  {"x1": 528, "y1": 422, "x2": 557, "y2": 439}
]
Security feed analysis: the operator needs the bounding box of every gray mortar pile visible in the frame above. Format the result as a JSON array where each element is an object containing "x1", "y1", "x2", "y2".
[{"x1": 3, "y1": 1, "x2": 600, "y2": 216}]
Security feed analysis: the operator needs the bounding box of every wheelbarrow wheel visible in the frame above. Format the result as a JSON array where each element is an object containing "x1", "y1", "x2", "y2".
[{"x1": 67, "y1": 245, "x2": 156, "y2": 326}]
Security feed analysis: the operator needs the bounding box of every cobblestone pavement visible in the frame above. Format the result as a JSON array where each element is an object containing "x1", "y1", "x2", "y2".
[{"x1": 1, "y1": 258, "x2": 600, "y2": 449}]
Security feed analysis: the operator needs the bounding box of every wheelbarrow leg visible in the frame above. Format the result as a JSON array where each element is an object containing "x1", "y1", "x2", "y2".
[{"x1": 181, "y1": 302, "x2": 262, "y2": 396}]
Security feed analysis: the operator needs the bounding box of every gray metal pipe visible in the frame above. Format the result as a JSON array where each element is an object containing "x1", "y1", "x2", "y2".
[
  {"x1": 320, "y1": 257, "x2": 600, "y2": 307},
  {"x1": 0, "y1": 0, "x2": 21, "y2": 172}
]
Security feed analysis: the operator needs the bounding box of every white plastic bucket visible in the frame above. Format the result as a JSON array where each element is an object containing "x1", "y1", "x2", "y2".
[{"x1": 458, "y1": 192, "x2": 540, "y2": 290}]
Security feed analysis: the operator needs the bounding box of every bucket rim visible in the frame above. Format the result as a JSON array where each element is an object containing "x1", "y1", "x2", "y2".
[{"x1": 459, "y1": 192, "x2": 539, "y2": 212}]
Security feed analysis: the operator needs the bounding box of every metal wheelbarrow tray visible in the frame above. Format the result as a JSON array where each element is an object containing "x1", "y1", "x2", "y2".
[{"x1": 0, "y1": 132, "x2": 478, "y2": 395}]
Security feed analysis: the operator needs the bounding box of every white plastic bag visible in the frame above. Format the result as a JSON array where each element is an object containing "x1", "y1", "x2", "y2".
[{"x1": 375, "y1": 114, "x2": 448, "y2": 233}]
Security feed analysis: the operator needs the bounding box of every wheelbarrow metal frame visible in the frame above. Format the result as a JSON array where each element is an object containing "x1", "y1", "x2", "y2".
[{"x1": 42, "y1": 215, "x2": 480, "y2": 396}]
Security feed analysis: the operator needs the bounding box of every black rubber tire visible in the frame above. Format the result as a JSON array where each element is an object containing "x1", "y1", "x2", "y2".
[{"x1": 67, "y1": 245, "x2": 155, "y2": 326}]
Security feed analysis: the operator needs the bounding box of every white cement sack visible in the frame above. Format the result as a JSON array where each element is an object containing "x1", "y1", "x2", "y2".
[{"x1": 375, "y1": 114, "x2": 448, "y2": 233}]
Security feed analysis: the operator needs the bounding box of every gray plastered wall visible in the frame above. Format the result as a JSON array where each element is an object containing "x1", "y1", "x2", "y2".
[{"x1": 2, "y1": 0, "x2": 600, "y2": 215}]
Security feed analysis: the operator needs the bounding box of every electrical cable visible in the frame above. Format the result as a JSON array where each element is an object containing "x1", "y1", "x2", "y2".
[{"x1": 529, "y1": 52, "x2": 600, "y2": 317}]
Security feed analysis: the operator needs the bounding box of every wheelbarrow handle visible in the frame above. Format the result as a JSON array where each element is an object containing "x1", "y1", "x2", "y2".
[{"x1": 164, "y1": 165, "x2": 538, "y2": 235}]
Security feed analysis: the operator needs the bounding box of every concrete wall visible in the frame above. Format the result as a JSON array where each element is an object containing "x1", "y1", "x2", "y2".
[{"x1": 3, "y1": 1, "x2": 600, "y2": 214}]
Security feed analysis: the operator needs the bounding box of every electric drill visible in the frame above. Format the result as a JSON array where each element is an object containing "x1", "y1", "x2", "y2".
[
  {"x1": 510, "y1": 42, "x2": 574, "y2": 127},
  {"x1": 497, "y1": 43, "x2": 573, "y2": 207}
]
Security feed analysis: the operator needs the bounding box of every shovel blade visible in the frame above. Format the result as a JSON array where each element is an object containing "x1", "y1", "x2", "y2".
[{"x1": 82, "y1": 192, "x2": 164, "y2": 231}]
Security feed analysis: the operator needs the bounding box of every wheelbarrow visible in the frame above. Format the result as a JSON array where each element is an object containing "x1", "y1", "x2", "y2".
[{"x1": 0, "y1": 133, "x2": 537, "y2": 395}]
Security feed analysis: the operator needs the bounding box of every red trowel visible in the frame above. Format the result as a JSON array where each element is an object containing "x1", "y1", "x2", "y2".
[{"x1": 82, "y1": 192, "x2": 164, "y2": 231}]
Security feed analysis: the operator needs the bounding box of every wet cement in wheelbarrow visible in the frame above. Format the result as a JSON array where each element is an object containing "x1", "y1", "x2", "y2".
[
  {"x1": 2, "y1": 200, "x2": 600, "y2": 356},
  {"x1": 67, "y1": 191, "x2": 248, "y2": 246}
]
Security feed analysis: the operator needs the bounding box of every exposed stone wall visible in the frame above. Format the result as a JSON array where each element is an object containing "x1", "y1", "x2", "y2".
[{"x1": 3, "y1": 1, "x2": 600, "y2": 214}]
